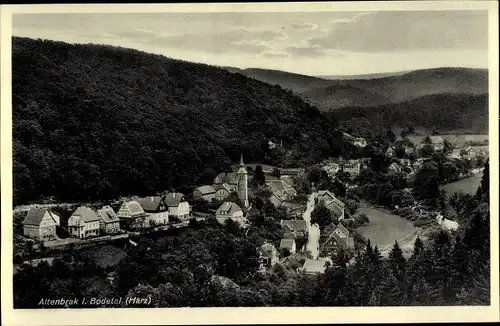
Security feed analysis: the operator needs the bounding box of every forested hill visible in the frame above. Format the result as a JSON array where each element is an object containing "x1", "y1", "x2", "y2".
[{"x1": 12, "y1": 37, "x2": 343, "y2": 205}]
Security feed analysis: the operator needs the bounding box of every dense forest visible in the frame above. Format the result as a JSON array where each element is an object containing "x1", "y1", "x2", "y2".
[
  {"x1": 330, "y1": 93, "x2": 488, "y2": 134},
  {"x1": 13, "y1": 160, "x2": 490, "y2": 307},
  {"x1": 12, "y1": 37, "x2": 344, "y2": 205}
]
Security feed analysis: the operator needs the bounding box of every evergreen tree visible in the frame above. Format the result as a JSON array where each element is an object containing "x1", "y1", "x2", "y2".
[
  {"x1": 253, "y1": 165, "x2": 266, "y2": 187},
  {"x1": 388, "y1": 241, "x2": 406, "y2": 281}
]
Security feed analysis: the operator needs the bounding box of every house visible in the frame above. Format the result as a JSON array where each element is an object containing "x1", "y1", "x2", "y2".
[
  {"x1": 299, "y1": 258, "x2": 330, "y2": 275},
  {"x1": 136, "y1": 196, "x2": 169, "y2": 225},
  {"x1": 317, "y1": 190, "x2": 345, "y2": 220},
  {"x1": 279, "y1": 253, "x2": 306, "y2": 271},
  {"x1": 213, "y1": 172, "x2": 239, "y2": 192},
  {"x1": 341, "y1": 160, "x2": 361, "y2": 176},
  {"x1": 22, "y1": 208, "x2": 60, "y2": 241},
  {"x1": 463, "y1": 146, "x2": 478, "y2": 160},
  {"x1": 419, "y1": 136, "x2": 444, "y2": 151},
  {"x1": 449, "y1": 148, "x2": 463, "y2": 160},
  {"x1": 257, "y1": 243, "x2": 279, "y2": 269},
  {"x1": 388, "y1": 162, "x2": 402, "y2": 173},
  {"x1": 385, "y1": 147, "x2": 395, "y2": 158},
  {"x1": 399, "y1": 159, "x2": 412, "y2": 168},
  {"x1": 320, "y1": 224, "x2": 355, "y2": 257},
  {"x1": 165, "y1": 192, "x2": 191, "y2": 221},
  {"x1": 214, "y1": 183, "x2": 231, "y2": 201},
  {"x1": 405, "y1": 146, "x2": 416, "y2": 155},
  {"x1": 280, "y1": 175, "x2": 295, "y2": 187},
  {"x1": 192, "y1": 185, "x2": 217, "y2": 202},
  {"x1": 117, "y1": 201, "x2": 147, "y2": 230},
  {"x1": 279, "y1": 238, "x2": 297, "y2": 255},
  {"x1": 96, "y1": 206, "x2": 121, "y2": 234},
  {"x1": 266, "y1": 179, "x2": 297, "y2": 207},
  {"x1": 279, "y1": 168, "x2": 305, "y2": 177},
  {"x1": 281, "y1": 219, "x2": 308, "y2": 239},
  {"x1": 68, "y1": 206, "x2": 101, "y2": 238},
  {"x1": 215, "y1": 202, "x2": 245, "y2": 225},
  {"x1": 321, "y1": 162, "x2": 340, "y2": 179},
  {"x1": 268, "y1": 140, "x2": 277, "y2": 150}
]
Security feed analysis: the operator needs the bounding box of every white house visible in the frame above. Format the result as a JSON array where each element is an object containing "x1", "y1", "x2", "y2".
[
  {"x1": 68, "y1": 206, "x2": 101, "y2": 239},
  {"x1": 22, "y1": 208, "x2": 60, "y2": 241},
  {"x1": 117, "y1": 200, "x2": 147, "y2": 230},
  {"x1": 165, "y1": 192, "x2": 191, "y2": 221},
  {"x1": 215, "y1": 202, "x2": 245, "y2": 225},
  {"x1": 136, "y1": 196, "x2": 169, "y2": 226},
  {"x1": 279, "y1": 238, "x2": 297, "y2": 254}
]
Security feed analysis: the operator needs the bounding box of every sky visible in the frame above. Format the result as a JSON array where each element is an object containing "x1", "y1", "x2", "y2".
[{"x1": 12, "y1": 11, "x2": 489, "y2": 76}]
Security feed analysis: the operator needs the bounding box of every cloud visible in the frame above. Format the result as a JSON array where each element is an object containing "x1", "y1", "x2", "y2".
[
  {"x1": 259, "y1": 51, "x2": 291, "y2": 59},
  {"x1": 110, "y1": 26, "x2": 285, "y2": 55},
  {"x1": 310, "y1": 11, "x2": 488, "y2": 52},
  {"x1": 284, "y1": 44, "x2": 324, "y2": 58},
  {"x1": 290, "y1": 23, "x2": 319, "y2": 31}
]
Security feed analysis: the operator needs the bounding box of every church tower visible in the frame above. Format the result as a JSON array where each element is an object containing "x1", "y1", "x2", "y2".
[{"x1": 237, "y1": 154, "x2": 249, "y2": 208}]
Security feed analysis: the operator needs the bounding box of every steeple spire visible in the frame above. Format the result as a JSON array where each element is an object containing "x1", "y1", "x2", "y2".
[{"x1": 240, "y1": 154, "x2": 244, "y2": 166}]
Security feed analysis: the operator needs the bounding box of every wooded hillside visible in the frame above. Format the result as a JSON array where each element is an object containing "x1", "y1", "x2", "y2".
[{"x1": 12, "y1": 37, "x2": 342, "y2": 205}]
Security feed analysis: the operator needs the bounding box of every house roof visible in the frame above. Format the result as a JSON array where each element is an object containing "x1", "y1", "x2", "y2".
[
  {"x1": 72, "y1": 206, "x2": 100, "y2": 222},
  {"x1": 214, "y1": 172, "x2": 239, "y2": 185},
  {"x1": 136, "y1": 196, "x2": 165, "y2": 212},
  {"x1": 279, "y1": 254, "x2": 303, "y2": 270},
  {"x1": 280, "y1": 176, "x2": 295, "y2": 187},
  {"x1": 281, "y1": 219, "x2": 307, "y2": 233},
  {"x1": 22, "y1": 208, "x2": 58, "y2": 226},
  {"x1": 301, "y1": 259, "x2": 328, "y2": 274},
  {"x1": 216, "y1": 202, "x2": 242, "y2": 215},
  {"x1": 165, "y1": 192, "x2": 185, "y2": 207},
  {"x1": 257, "y1": 243, "x2": 278, "y2": 258},
  {"x1": 194, "y1": 185, "x2": 217, "y2": 196},
  {"x1": 335, "y1": 223, "x2": 350, "y2": 237},
  {"x1": 279, "y1": 168, "x2": 304, "y2": 176},
  {"x1": 214, "y1": 183, "x2": 231, "y2": 193},
  {"x1": 97, "y1": 206, "x2": 120, "y2": 223},
  {"x1": 267, "y1": 180, "x2": 296, "y2": 202},
  {"x1": 120, "y1": 201, "x2": 146, "y2": 216},
  {"x1": 280, "y1": 239, "x2": 296, "y2": 250}
]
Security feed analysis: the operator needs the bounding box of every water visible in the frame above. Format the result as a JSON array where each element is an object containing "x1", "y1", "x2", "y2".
[{"x1": 302, "y1": 192, "x2": 320, "y2": 259}]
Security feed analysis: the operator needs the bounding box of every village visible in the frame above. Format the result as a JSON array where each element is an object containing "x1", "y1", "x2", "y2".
[{"x1": 14, "y1": 131, "x2": 488, "y2": 277}]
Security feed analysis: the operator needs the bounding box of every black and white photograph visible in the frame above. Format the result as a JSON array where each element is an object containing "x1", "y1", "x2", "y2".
[{"x1": 1, "y1": 1, "x2": 499, "y2": 324}]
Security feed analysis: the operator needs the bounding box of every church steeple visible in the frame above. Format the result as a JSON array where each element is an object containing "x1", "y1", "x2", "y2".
[{"x1": 236, "y1": 153, "x2": 249, "y2": 208}]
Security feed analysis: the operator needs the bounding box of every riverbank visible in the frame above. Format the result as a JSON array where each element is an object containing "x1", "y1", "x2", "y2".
[{"x1": 439, "y1": 170, "x2": 483, "y2": 195}]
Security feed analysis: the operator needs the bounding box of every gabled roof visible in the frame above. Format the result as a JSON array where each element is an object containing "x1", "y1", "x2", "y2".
[
  {"x1": 214, "y1": 183, "x2": 231, "y2": 193},
  {"x1": 301, "y1": 259, "x2": 328, "y2": 274},
  {"x1": 165, "y1": 192, "x2": 185, "y2": 207},
  {"x1": 214, "y1": 172, "x2": 239, "y2": 185},
  {"x1": 216, "y1": 202, "x2": 242, "y2": 216},
  {"x1": 194, "y1": 185, "x2": 216, "y2": 195},
  {"x1": 280, "y1": 176, "x2": 295, "y2": 187},
  {"x1": 279, "y1": 254, "x2": 303, "y2": 270},
  {"x1": 72, "y1": 206, "x2": 100, "y2": 222},
  {"x1": 120, "y1": 201, "x2": 146, "y2": 217},
  {"x1": 136, "y1": 196, "x2": 165, "y2": 212},
  {"x1": 280, "y1": 239, "x2": 296, "y2": 250},
  {"x1": 22, "y1": 208, "x2": 58, "y2": 226},
  {"x1": 281, "y1": 219, "x2": 307, "y2": 233},
  {"x1": 335, "y1": 223, "x2": 350, "y2": 237},
  {"x1": 257, "y1": 243, "x2": 278, "y2": 259},
  {"x1": 97, "y1": 206, "x2": 120, "y2": 223}
]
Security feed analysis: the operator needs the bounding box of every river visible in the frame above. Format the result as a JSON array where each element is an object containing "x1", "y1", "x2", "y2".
[
  {"x1": 439, "y1": 171, "x2": 483, "y2": 195},
  {"x1": 302, "y1": 192, "x2": 320, "y2": 259}
]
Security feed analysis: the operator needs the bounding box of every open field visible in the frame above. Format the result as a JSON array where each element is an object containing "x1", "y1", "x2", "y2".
[
  {"x1": 439, "y1": 171, "x2": 483, "y2": 195},
  {"x1": 355, "y1": 204, "x2": 418, "y2": 258}
]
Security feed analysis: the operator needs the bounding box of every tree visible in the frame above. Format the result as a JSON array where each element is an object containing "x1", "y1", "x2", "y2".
[
  {"x1": 386, "y1": 129, "x2": 396, "y2": 143},
  {"x1": 253, "y1": 165, "x2": 266, "y2": 187},
  {"x1": 443, "y1": 140, "x2": 454, "y2": 154},
  {"x1": 310, "y1": 203, "x2": 334, "y2": 231}
]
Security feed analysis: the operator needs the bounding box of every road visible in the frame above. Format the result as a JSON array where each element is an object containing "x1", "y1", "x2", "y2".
[{"x1": 302, "y1": 192, "x2": 320, "y2": 259}]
